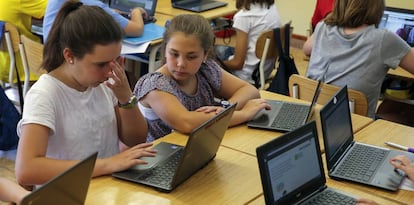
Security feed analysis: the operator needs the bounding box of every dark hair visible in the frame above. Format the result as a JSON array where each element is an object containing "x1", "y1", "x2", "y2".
[
  {"x1": 325, "y1": 0, "x2": 385, "y2": 28},
  {"x1": 161, "y1": 14, "x2": 215, "y2": 57},
  {"x1": 42, "y1": 0, "x2": 123, "y2": 72},
  {"x1": 236, "y1": 0, "x2": 274, "y2": 10}
]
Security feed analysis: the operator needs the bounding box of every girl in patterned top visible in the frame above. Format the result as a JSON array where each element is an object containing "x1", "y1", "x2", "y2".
[{"x1": 134, "y1": 14, "x2": 270, "y2": 142}]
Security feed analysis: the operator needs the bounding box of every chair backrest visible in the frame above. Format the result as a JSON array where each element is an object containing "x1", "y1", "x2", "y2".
[
  {"x1": 19, "y1": 34, "x2": 45, "y2": 97},
  {"x1": 1, "y1": 22, "x2": 21, "y2": 85},
  {"x1": 255, "y1": 22, "x2": 292, "y2": 90},
  {"x1": 288, "y1": 74, "x2": 368, "y2": 116}
]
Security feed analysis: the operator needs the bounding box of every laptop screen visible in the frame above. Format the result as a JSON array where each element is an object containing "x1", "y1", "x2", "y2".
[
  {"x1": 379, "y1": 7, "x2": 414, "y2": 46},
  {"x1": 110, "y1": 0, "x2": 157, "y2": 16},
  {"x1": 320, "y1": 86, "x2": 354, "y2": 170},
  {"x1": 257, "y1": 122, "x2": 325, "y2": 205}
]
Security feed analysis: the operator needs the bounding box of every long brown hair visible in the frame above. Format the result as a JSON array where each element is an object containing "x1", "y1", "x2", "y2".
[
  {"x1": 324, "y1": 0, "x2": 385, "y2": 27},
  {"x1": 42, "y1": 0, "x2": 123, "y2": 72}
]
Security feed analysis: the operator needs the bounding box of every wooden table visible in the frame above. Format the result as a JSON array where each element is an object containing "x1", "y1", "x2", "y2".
[
  {"x1": 341, "y1": 119, "x2": 414, "y2": 205},
  {"x1": 85, "y1": 132, "x2": 263, "y2": 205},
  {"x1": 156, "y1": 0, "x2": 236, "y2": 20},
  {"x1": 388, "y1": 67, "x2": 414, "y2": 81}
]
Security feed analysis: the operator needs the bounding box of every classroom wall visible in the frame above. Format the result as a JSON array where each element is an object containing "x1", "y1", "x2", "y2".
[{"x1": 275, "y1": 0, "x2": 414, "y2": 37}]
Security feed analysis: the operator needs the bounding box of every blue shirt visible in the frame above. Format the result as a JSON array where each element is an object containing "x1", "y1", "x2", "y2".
[{"x1": 43, "y1": 0, "x2": 128, "y2": 42}]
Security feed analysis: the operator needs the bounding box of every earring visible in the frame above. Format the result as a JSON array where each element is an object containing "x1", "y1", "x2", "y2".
[{"x1": 69, "y1": 60, "x2": 73, "y2": 64}]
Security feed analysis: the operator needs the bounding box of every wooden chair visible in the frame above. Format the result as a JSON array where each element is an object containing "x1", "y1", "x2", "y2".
[
  {"x1": 288, "y1": 74, "x2": 368, "y2": 116},
  {"x1": 19, "y1": 34, "x2": 45, "y2": 97},
  {"x1": 255, "y1": 21, "x2": 292, "y2": 90},
  {"x1": 1, "y1": 22, "x2": 23, "y2": 108}
]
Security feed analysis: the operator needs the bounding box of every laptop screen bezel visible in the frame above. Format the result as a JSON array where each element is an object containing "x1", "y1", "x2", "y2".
[
  {"x1": 256, "y1": 121, "x2": 326, "y2": 205},
  {"x1": 319, "y1": 86, "x2": 355, "y2": 171}
]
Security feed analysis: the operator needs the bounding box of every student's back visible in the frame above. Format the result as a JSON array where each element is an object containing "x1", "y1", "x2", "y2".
[
  {"x1": 220, "y1": 0, "x2": 282, "y2": 84},
  {"x1": 303, "y1": 0, "x2": 414, "y2": 118}
]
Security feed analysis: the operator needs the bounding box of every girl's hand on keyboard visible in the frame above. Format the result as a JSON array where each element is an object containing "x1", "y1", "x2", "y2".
[
  {"x1": 390, "y1": 155, "x2": 414, "y2": 180},
  {"x1": 356, "y1": 198, "x2": 378, "y2": 205}
]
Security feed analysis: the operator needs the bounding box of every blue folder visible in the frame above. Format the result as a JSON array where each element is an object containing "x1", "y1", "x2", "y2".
[{"x1": 123, "y1": 23, "x2": 165, "y2": 46}]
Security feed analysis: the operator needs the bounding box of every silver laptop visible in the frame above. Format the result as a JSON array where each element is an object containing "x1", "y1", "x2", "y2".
[
  {"x1": 21, "y1": 152, "x2": 97, "y2": 205},
  {"x1": 247, "y1": 81, "x2": 322, "y2": 132},
  {"x1": 110, "y1": 0, "x2": 157, "y2": 23},
  {"x1": 171, "y1": 0, "x2": 228, "y2": 13},
  {"x1": 257, "y1": 121, "x2": 357, "y2": 205},
  {"x1": 320, "y1": 85, "x2": 414, "y2": 191},
  {"x1": 112, "y1": 103, "x2": 236, "y2": 192}
]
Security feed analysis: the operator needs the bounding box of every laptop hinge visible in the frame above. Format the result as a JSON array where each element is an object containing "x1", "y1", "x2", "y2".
[{"x1": 295, "y1": 185, "x2": 328, "y2": 204}]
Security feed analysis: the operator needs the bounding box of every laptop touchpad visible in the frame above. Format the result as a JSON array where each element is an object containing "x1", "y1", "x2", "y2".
[{"x1": 130, "y1": 142, "x2": 182, "y2": 171}]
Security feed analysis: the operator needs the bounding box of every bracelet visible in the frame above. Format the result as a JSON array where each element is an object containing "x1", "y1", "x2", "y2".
[{"x1": 118, "y1": 95, "x2": 138, "y2": 109}]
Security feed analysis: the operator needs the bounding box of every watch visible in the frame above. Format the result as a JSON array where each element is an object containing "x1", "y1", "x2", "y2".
[{"x1": 118, "y1": 95, "x2": 138, "y2": 109}]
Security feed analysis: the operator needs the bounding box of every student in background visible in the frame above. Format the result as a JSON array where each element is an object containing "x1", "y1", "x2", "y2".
[
  {"x1": 310, "y1": 0, "x2": 335, "y2": 32},
  {"x1": 303, "y1": 0, "x2": 414, "y2": 118},
  {"x1": 133, "y1": 14, "x2": 270, "y2": 142},
  {"x1": 15, "y1": 1, "x2": 155, "y2": 187},
  {"x1": 0, "y1": 178, "x2": 29, "y2": 205},
  {"x1": 0, "y1": 0, "x2": 46, "y2": 84},
  {"x1": 42, "y1": 0, "x2": 147, "y2": 41},
  {"x1": 218, "y1": 0, "x2": 282, "y2": 85}
]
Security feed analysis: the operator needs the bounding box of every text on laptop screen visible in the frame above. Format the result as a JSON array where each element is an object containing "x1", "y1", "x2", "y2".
[
  {"x1": 265, "y1": 133, "x2": 320, "y2": 201},
  {"x1": 323, "y1": 93, "x2": 353, "y2": 162},
  {"x1": 379, "y1": 7, "x2": 414, "y2": 46}
]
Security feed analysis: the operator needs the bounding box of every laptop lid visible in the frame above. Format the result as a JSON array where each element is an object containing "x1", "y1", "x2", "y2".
[
  {"x1": 319, "y1": 85, "x2": 354, "y2": 171},
  {"x1": 113, "y1": 103, "x2": 236, "y2": 192},
  {"x1": 379, "y1": 7, "x2": 414, "y2": 47},
  {"x1": 171, "y1": 102, "x2": 236, "y2": 187},
  {"x1": 256, "y1": 121, "x2": 326, "y2": 205},
  {"x1": 21, "y1": 152, "x2": 98, "y2": 205},
  {"x1": 110, "y1": 0, "x2": 157, "y2": 18},
  {"x1": 171, "y1": 0, "x2": 228, "y2": 13}
]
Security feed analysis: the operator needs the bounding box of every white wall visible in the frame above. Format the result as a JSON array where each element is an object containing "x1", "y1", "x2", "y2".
[{"x1": 275, "y1": 0, "x2": 414, "y2": 37}]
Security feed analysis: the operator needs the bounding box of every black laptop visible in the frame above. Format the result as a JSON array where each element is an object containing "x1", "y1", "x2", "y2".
[
  {"x1": 247, "y1": 81, "x2": 322, "y2": 132},
  {"x1": 171, "y1": 0, "x2": 228, "y2": 13},
  {"x1": 320, "y1": 85, "x2": 414, "y2": 191},
  {"x1": 256, "y1": 121, "x2": 357, "y2": 205},
  {"x1": 21, "y1": 152, "x2": 97, "y2": 205},
  {"x1": 112, "y1": 103, "x2": 236, "y2": 192},
  {"x1": 110, "y1": 0, "x2": 157, "y2": 23}
]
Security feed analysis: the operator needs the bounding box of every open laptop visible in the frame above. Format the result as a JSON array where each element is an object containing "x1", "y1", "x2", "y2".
[
  {"x1": 110, "y1": 0, "x2": 157, "y2": 23},
  {"x1": 320, "y1": 85, "x2": 414, "y2": 191},
  {"x1": 379, "y1": 7, "x2": 414, "y2": 46},
  {"x1": 21, "y1": 152, "x2": 97, "y2": 205},
  {"x1": 256, "y1": 121, "x2": 357, "y2": 205},
  {"x1": 247, "y1": 81, "x2": 322, "y2": 132},
  {"x1": 112, "y1": 103, "x2": 236, "y2": 192},
  {"x1": 171, "y1": 0, "x2": 228, "y2": 13}
]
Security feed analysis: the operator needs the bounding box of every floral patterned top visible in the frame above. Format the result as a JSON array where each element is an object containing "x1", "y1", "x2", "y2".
[{"x1": 133, "y1": 59, "x2": 222, "y2": 142}]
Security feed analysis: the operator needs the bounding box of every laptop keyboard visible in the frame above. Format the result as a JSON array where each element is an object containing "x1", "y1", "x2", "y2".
[
  {"x1": 303, "y1": 189, "x2": 356, "y2": 205},
  {"x1": 271, "y1": 103, "x2": 309, "y2": 129},
  {"x1": 336, "y1": 144, "x2": 387, "y2": 182},
  {"x1": 137, "y1": 149, "x2": 184, "y2": 187}
]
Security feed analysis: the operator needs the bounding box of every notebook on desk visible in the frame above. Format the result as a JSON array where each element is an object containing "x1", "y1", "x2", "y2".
[
  {"x1": 256, "y1": 121, "x2": 357, "y2": 205},
  {"x1": 171, "y1": 0, "x2": 228, "y2": 12},
  {"x1": 247, "y1": 81, "x2": 322, "y2": 132},
  {"x1": 110, "y1": 0, "x2": 158, "y2": 24},
  {"x1": 112, "y1": 103, "x2": 236, "y2": 192},
  {"x1": 21, "y1": 152, "x2": 97, "y2": 205},
  {"x1": 320, "y1": 85, "x2": 414, "y2": 191}
]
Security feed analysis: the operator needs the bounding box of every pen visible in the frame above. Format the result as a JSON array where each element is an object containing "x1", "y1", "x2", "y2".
[{"x1": 385, "y1": 141, "x2": 414, "y2": 153}]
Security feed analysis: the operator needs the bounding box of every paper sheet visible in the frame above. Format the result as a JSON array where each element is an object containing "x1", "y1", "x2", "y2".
[
  {"x1": 121, "y1": 41, "x2": 150, "y2": 54},
  {"x1": 400, "y1": 178, "x2": 414, "y2": 191}
]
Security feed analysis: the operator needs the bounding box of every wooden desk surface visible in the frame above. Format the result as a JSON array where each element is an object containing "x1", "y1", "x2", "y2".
[
  {"x1": 340, "y1": 119, "x2": 414, "y2": 205},
  {"x1": 388, "y1": 67, "x2": 414, "y2": 80},
  {"x1": 156, "y1": 0, "x2": 236, "y2": 20},
  {"x1": 86, "y1": 132, "x2": 263, "y2": 205}
]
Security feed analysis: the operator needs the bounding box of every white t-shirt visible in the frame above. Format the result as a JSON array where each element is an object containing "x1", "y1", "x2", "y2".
[
  {"x1": 232, "y1": 3, "x2": 282, "y2": 83},
  {"x1": 17, "y1": 74, "x2": 120, "y2": 160}
]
